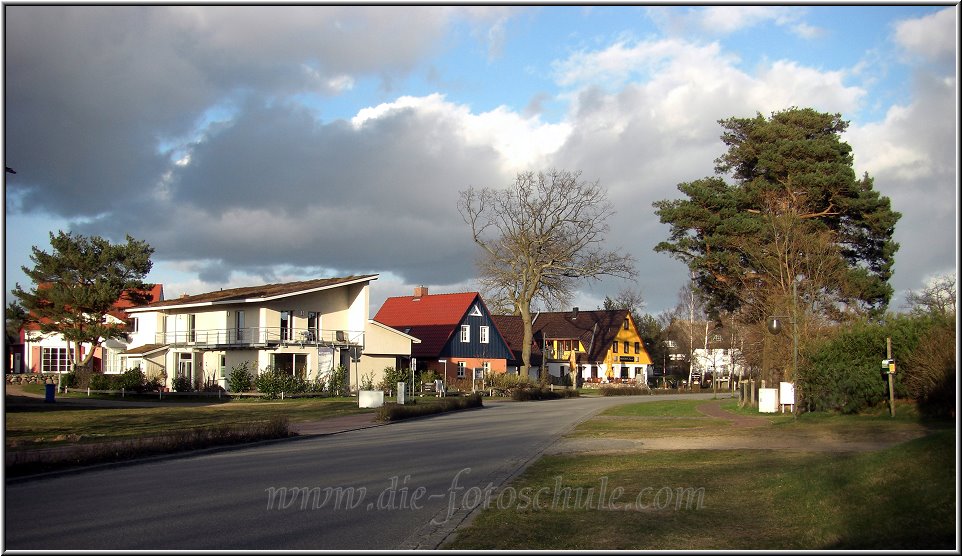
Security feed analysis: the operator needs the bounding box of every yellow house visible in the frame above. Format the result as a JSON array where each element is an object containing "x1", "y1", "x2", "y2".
[{"x1": 492, "y1": 308, "x2": 653, "y2": 383}]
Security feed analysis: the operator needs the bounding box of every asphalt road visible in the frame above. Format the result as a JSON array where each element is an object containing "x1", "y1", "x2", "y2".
[{"x1": 4, "y1": 392, "x2": 725, "y2": 550}]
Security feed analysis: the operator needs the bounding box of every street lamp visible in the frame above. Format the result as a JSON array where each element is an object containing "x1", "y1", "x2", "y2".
[{"x1": 767, "y1": 278, "x2": 799, "y2": 415}]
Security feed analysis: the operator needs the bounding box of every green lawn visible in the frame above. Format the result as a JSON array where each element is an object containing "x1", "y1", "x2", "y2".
[{"x1": 444, "y1": 399, "x2": 956, "y2": 550}]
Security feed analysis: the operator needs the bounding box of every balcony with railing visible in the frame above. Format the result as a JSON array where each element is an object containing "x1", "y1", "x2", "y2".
[{"x1": 155, "y1": 327, "x2": 364, "y2": 349}]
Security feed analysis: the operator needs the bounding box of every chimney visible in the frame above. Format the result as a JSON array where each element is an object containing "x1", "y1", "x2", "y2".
[
  {"x1": 572, "y1": 307, "x2": 579, "y2": 320},
  {"x1": 414, "y1": 286, "x2": 429, "y2": 298}
]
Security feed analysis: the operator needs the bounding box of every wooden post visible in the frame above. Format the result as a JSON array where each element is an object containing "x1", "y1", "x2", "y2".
[{"x1": 887, "y1": 337, "x2": 895, "y2": 417}]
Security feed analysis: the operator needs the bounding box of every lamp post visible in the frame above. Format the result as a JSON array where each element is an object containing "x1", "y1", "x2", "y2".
[{"x1": 767, "y1": 278, "x2": 799, "y2": 416}]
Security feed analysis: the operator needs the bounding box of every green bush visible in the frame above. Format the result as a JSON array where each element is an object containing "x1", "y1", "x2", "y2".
[
  {"x1": 359, "y1": 371, "x2": 376, "y2": 391},
  {"x1": 511, "y1": 387, "x2": 579, "y2": 401},
  {"x1": 599, "y1": 386, "x2": 650, "y2": 396},
  {"x1": 327, "y1": 365, "x2": 348, "y2": 397},
  {"x1": 89, "y1": 373, "x2": 116, "y2": 390},
  {"x1": 376, "y1": 394, "x2": 482, "y2": 421},
  {"x1": 378, "y1": 366, "x2": 412, "y2": 391},
  {"x1": 61, "y1": 371, "x2": 79, "y2": 389},
  {"x1": 254, "y1": 368, "x2": 305, "y2": 399},
  {"x1": 227, "y1": 361, "x2": 255, "y2": 392},
  {"x1": 172, "y1": 374, "x2": 193, "y2": 392},
  {"x1": 800, "y1": 313, "x2": 940, "y2": 413},
  {"x1": 116, "y1": 368, "x2": 146, "y2": 392},
  {"x1": 486, "y1": 372, "x2": 534, "y2": 390}
]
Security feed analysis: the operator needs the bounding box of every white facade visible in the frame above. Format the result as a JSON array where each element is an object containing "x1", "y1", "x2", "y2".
[{"x1": 123, "y1": 276, "x2": 405, "y2": 391}]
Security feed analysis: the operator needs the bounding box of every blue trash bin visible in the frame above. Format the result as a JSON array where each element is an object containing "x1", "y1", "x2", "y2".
[{"x1": 44, "y1": 380, "x2": 56, "y2": 403}]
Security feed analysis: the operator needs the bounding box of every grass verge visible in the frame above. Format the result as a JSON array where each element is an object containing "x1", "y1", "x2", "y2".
[
  {"x1": 6, "y1": 417, "x2": 292, "y2": 477},
  {"x1": 444, "y1": 430, "x2": 956, "y2": 550}
]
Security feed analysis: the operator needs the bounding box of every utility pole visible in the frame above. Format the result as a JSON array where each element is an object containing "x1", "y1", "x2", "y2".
[{"x1": 887, "y1": 337, "x2": 895, "y2": 417}]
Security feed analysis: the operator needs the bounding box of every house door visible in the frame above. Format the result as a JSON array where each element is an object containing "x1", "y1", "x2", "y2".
[{"x1": 178, "y1": 352, "x2": 194, "y2": 386}]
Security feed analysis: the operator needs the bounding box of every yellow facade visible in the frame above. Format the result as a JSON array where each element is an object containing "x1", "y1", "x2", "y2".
[{"x1": 603, "y1": 313, "x2": 653, "y2": 375}]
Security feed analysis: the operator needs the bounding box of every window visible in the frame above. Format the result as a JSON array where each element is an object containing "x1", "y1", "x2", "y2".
[
  {"x1": 469, "y1": 304, "x2": 482, "y2": 317},
  {"x1": 460, "y1": 325, "x2": 470, "y2": 343},
  {"x1": 219, "y1": 355, "x2": 227, "y2": 379},
  {"x1": 623, "y1": 318, "x2": 629, "y2": 330},
  {"x1": 482, "y1": 361, "x2": 491, "y2": 374},
  {"x1": 187, "y1": 314, "x2": 196, "y2": 342},
  {"x1": 235, "y1": 310, "x2": 246, "y2": 342},
  {"x1": 480, "y1": 326, "x2": 489, "y2": 344},
  {"x1": 634, "y1": 342, "x2": 641, "y2": 354},
  {"x1": 457, "y1": 361, "x2": 466, "y2": 378},
  {"x1": 612, "y1": 342, "x2": 618, "y2": 353},
  {"x1": 623, "y1": 341, "x2": 629, "y2": 353},
  {"x1": 129, "y1": 317, "x2": 139, "y2": 333},
  {"x1": 280, "y1": 310, "x2": 293, "y2": 341},
  {"x1": 307, "y1": 312, "x2": 320, "y2": 341},
  {"x1": 42, "y1": 347, "x2": 74, "y2": 374},
  {"x1": 271, "y1": 353, "x2": 308, "y2": 377}
]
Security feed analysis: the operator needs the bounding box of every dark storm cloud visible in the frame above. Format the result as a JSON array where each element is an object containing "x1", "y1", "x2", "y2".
[
  {"x1": 4, "y1": 5, "x2": 455, "y2": 218},
  {"x1": 73, "y1": 98, "x2": 506, "y2": 286}
]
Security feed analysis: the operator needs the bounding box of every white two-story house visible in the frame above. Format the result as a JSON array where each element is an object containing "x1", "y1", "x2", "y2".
[{"x1": 123, "y1": 274, "x2": 413, "y2": 391}]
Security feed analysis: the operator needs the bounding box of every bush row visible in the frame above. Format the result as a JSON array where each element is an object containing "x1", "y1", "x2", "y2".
[
  {"x1": 599, "y1": 386, "x2": 651, "y2": 397},
  {"x1": 510, "y1": 387, "x2": 579, "y2": 401},
  {"x1": 375, "y1": 394, "x2": 483, "y2": 421}
]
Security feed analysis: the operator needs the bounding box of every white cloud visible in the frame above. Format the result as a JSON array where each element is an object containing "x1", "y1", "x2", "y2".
[
  {"x1": 894, "y1": 7, "x2": 957, "y2": 63},
  {"x1": 647, "y1": 6, "x2": 822, "y2": 39},
  {"x1": 351, "y1": 93, "x2": 571, "y2": 173}
]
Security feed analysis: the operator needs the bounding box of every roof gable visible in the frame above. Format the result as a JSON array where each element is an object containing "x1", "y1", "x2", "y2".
[{"x1": 491, "y1": 309, "x2": 635, "y2": 363}]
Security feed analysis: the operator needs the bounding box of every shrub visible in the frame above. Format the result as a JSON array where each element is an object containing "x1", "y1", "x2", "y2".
[
  {"x1": 227, "y1": 361, "x2": 255, "y2": 392},
  {"x1": 89, "y1": 373, "x2": 116, "y2": 391},
  {"x1": 61, "y1": 371, "x2": 79, "y2": 389},
  {"x1": 376, "y1": 394, "x2": 483, "y2": 421},
  {"x1": 359, "y1": 371, "x2": 376, "y2": 391},
  {"x1": 144, "y1": 375, "x2": 164, "y2": 392},
  {"x1": 902, "y1": 321, "x2": 955, "y2": 418},
  {"x1": 800, "y1": 313, "x2": 940, "y2": 413},
  {"x1": 599, "y1": 386, "x2": 650, "y2": 397},
  {"x1": 254, "y1": 368, "x2": 305, "y2": 399},
  {"x1": 172, "y1": 374, "x2": 193, "y2": 392},
  {"x1": 116, "y1": 368, "x2": 146, "y2": 392},
  {"x1": 486, "y1": 373, "x2": 534, "y2": 390},
  {"x1": 511, "y1": 387, "x2": 579, "y2": 401},
  {"x1": 327, "y1": 365, "x2": 348, "y2": 397},
  {"x1": 419, "y1": 370, "x2": 441, "y2": 384},
  {"x1": 378, "y1": 366, "x2": 412, "y2": 392}
]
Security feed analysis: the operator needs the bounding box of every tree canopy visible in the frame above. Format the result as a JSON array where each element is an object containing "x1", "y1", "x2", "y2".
[
  {"x1": 13, "y1": 231, "x2": 155, "y2": 369},
  {"x1": 459, "y1": 169, "x2": 636, "y2": 381},
  {"x1": 653, "y1": 108, "x2": 901, "y2": 325}
]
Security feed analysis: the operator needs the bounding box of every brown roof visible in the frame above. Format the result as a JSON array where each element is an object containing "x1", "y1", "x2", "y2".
[
  {"x1": 122, "y1": 343, "x2": 168, "y2": 355},
  {"x1": 491, "y1": 309, "x2": 632, "y2": 363},
  {"x1": 130, "y1": 275, "x2": 377, "y2": 310}
]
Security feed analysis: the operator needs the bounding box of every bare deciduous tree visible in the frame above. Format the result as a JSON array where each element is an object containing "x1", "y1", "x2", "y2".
[{"x1": 459, "y1": 169, "x2": 636, "y2": 382}]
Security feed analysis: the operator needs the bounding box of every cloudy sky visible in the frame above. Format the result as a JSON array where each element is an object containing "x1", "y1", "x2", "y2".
[{"x1": 3, "y1": 5, "x2": 957, "y2": 317}]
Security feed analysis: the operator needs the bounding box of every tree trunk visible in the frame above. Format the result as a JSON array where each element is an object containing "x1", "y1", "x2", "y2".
[{"x1": 520, "y1": 303, "x2": 533, "y2": 382}]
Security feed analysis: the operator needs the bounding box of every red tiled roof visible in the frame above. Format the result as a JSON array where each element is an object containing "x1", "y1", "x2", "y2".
[{"x1": 373, "y1": 292, "x2": 480, "y2": 357}]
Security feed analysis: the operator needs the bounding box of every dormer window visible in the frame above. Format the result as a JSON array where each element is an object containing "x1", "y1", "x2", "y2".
[{"x1": 470, "y1": 304, "x2": 482, "y2": 317}]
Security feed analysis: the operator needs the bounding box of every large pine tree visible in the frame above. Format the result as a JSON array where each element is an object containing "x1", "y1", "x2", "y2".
[
  {"x1": 653, "y1": 108, "x2": 900, "y2": 324},
  {"x1": 14, "y1": 232, "x2": 155, "y2": 370}
]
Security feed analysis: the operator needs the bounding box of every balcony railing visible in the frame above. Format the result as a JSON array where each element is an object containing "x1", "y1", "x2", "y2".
[{"x1": 155, "y1": 327, "x2": 364, "y2": 349}]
